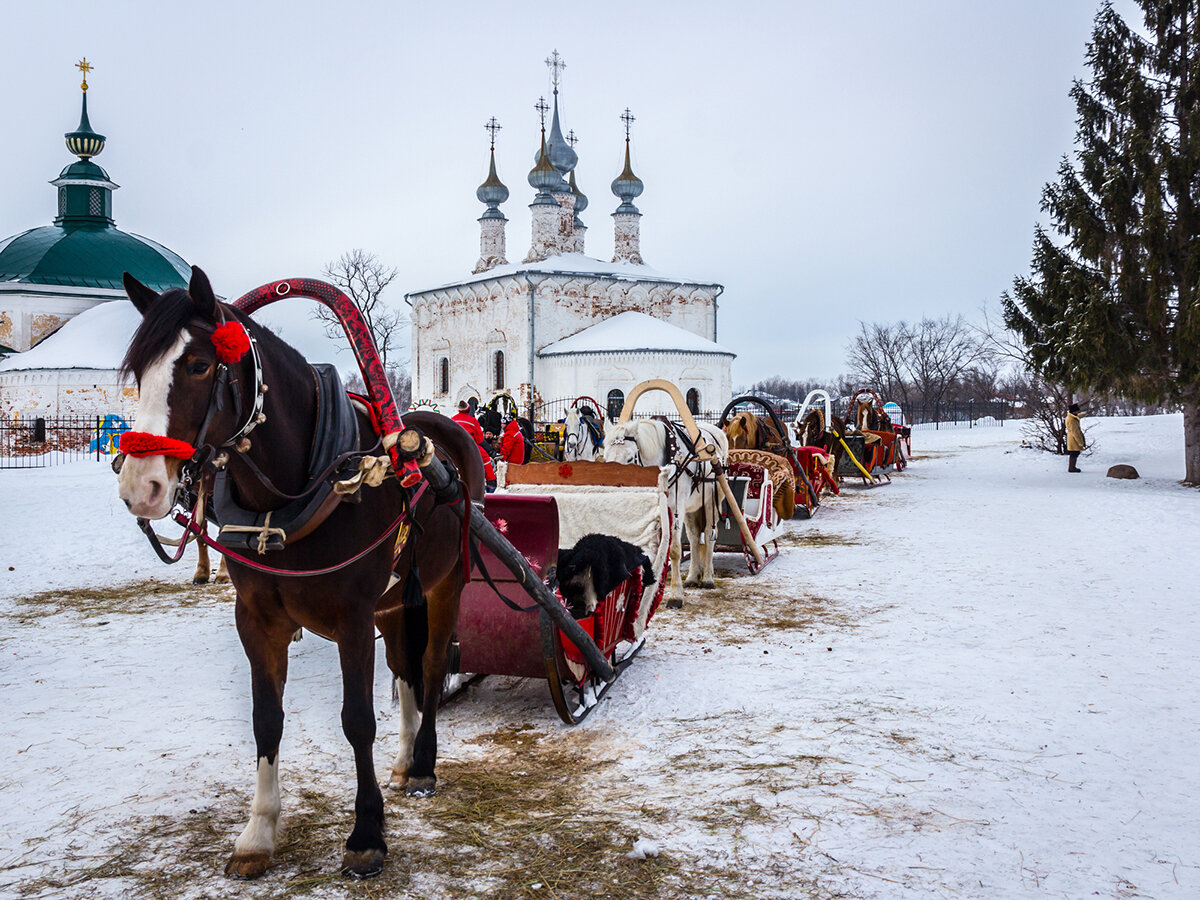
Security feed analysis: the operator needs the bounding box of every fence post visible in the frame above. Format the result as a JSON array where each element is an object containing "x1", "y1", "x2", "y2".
[{"x1": 969, "y1": 399, "x2": 974, "y2": 428}]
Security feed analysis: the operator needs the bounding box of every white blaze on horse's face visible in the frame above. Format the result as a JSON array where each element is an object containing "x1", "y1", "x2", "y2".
[{"x1": 117, "y1": 331, "x2": 189, "y2": 520}]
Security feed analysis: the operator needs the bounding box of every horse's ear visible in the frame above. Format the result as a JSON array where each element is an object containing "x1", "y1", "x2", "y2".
[
  {"x1": 188, "y1": 266, "x2": 218, "y2": 319},
  {"x1": 122, "y1": 272, "x2": 158, "y2": 315}
]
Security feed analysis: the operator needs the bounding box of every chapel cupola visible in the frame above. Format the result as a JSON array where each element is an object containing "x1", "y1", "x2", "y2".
[
  {"x1": 525, "y1": 96, "x2": 564, "y2": 263},
  {"x1": 54, "y1": 59, "x2": 119, "y2": 227},
  {"x1": 473, "y1": 117, "x2": 510, "y2": 273},
  {"x1": 611, "y1": 108, "x2": 644, "y2": 264}
]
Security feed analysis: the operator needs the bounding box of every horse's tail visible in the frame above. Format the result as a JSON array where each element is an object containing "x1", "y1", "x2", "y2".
[{"x1": 400, "y1": 569, "x2": 429, "y2": 706}]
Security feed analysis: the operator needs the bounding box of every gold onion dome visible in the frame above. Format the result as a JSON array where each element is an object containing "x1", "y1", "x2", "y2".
[
  {"x1": 528, "y1": 134, "x2": 561, "y2": 206},
  {"x1": 476, "y1": 147, "x2": 509, "y2": 219},
  {"x1": 611, "y1": 138, "x2": 644, "y2": 214}
]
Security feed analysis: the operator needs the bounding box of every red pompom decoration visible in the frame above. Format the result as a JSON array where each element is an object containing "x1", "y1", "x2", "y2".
[
  {"x1": 119, "y1": 431, "x2": 196, "y2": 459},
  {"x1": 211, "y1": 321, "x2": 251, "y2": 363}
]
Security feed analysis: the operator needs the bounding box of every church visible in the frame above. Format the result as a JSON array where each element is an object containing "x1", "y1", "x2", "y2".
[
  {"x1": 406, "y1": 54, "x2": 734, "y2": 420},
  {"x1": 0, "y1": 62, "x2": 190, "y2": 418}
]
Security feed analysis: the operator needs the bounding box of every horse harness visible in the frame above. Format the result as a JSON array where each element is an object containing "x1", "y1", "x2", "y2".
[{"x1": 129, "y1": 313, "x2": 464, "y2": 577}]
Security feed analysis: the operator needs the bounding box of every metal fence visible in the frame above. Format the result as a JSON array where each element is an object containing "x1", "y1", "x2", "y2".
[
  {"x1": 890, "y1": 399, "x2": 1012, "y2": 430},
  {"x1": 0, "y1": 414, "x2": 129, "y2": 469}
]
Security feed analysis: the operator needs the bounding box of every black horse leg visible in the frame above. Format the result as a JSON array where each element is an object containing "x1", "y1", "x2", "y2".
[
  {"x1": 337, "y1": 612, "x2": 387, "y2": 878},
  {"x1": 226, "y1": 602, "x2": 293, "y2": 879},
  {"x1": 407, "y1": 575, "x2": 462, "y2": 797}
]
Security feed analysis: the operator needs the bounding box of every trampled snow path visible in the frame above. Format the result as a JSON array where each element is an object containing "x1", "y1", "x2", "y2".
[{"x1": 0, "y1": 415, "x2": 1197, "y2": 898}]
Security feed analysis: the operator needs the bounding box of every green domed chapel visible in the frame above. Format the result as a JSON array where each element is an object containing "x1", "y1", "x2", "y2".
[{"x1": 0, "y1": 62, "x2": 189, "y2": 353}]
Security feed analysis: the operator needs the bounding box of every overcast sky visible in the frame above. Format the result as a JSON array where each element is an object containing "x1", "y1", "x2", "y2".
[{"x1": 5, "y1": 0, "x2": 1136, "y2": 386}]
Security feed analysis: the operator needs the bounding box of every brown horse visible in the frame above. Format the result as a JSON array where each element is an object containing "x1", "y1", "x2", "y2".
[
  {"x1": 795, "y1": 408, "x2": 846, "y2": 484},
  {"x1": 116, "y1": 268, "x2": 483, "y2": 880},
  {"x1": 724, "y1": 410, "x2": 787, "y2": 454}
]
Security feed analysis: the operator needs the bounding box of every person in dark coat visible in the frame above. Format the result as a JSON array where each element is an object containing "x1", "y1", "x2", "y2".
[{"x1": 452, "y1": 400, "x2": 497, "y2": 491}]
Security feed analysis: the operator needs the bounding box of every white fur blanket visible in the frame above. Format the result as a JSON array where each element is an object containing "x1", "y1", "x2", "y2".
[{"x1": 501, "y1": 468, "x2": 671, "y2": 641}]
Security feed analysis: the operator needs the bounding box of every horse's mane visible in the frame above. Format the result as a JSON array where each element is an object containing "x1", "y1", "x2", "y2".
[{"x1": 121, "y1": 289, "x2": 306, "y2": 382}]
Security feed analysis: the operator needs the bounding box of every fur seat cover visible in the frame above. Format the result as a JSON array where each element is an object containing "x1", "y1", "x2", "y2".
[
  {"x1": 727, "y1": 448, "x2": 796, "y2": 519},
  {"x1": 498, "y1": 464, "x2": 671, "y2": 642}
]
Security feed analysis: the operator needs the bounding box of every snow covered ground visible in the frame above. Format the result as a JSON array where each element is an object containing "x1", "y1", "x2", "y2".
[{"x1": 0, "y1": 414, "x2": 1197, "y2": 899}]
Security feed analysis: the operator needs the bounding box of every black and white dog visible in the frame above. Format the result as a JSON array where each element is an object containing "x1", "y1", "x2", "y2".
[{"x1": 556, "y1": 534, "x2": 656, "y2": 618}]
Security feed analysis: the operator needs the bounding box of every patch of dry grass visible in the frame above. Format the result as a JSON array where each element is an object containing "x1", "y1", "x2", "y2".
[
  {"x1": 8, "y1": 578, "x2": 231, "y2": 624},
  {"x1": 775, "y1": 531, "x2": 863, "y2": 549},
  {"x1": 8, "y1": 727, "x2": 821, "y2": 900}
]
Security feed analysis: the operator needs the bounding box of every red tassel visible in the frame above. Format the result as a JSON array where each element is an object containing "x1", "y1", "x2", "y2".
[
  {"x1": 119, "y1": 431, "x2": 196, "y2": 459},
  {"x1": 211, "y1": 321, "x2": 251, "y2": 363}
]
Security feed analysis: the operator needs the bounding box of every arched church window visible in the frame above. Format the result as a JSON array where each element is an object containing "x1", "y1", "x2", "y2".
[
  {"x1": 686, "y1": 388, "x2": 700, "y2": 416},
  {"x1": 606, "y1": 389, "x2": 625, "y2": 421},
  {"x1": 438, "y1": 357, "x2": 449, "y2": 395},
  {"x1": 494, "y1": 351, "x2": 505, "y2": 390}
]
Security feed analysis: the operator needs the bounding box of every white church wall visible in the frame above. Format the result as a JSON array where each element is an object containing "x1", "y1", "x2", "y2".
[
  {"x1": 538, "y1": 350, "x2": 732, "y2": 417},
  {"x1": 0, "y1": 368, "x2": 137, "y2": 419},
  {"x1": 0, "y1": 286, "x2": 116, "y2": 352}
]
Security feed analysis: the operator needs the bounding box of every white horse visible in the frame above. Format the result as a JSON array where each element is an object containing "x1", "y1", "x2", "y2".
[
  {"x1": 602, "y1": 419, "x2": 729, "y2": 602},
  {"x1": 563, "y1": 407, "x2": 603, "y2": 461}
]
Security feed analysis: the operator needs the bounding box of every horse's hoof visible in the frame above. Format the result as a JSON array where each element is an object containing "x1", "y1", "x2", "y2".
[
  {"x1": 225, "y1": 851, "x2": 271, "y2": 879},
  {"x1": 341, "y1": 849, "x2": 386, "y2": 879},
  {"x1": 666, "y1": 598, "x2": 684, "y2": 610},
  {"x1": 387, "y1": 770, "x2": 408, "y2": 790},
  {"x1": 700, "y1": 581, "x2": 716, "y2": 590},
  {"x1": 215, "y1": 574, "x2": 231, "y2": 585},
  {"x1": 193, "y1": 576, "x2": 209, "y2": 586},
  {"x1": 406, "y1": 776, "x2": 436, "y2": 798}
]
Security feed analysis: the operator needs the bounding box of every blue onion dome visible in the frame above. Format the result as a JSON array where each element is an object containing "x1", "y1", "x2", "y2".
[
  {"x1": 569, "y1": 169, "x2": 588, "y2": 215},
  {"x1": 611, "y1": 139, "x2": 644, "y2": 213},
  {"x1": 539, "y1": 92, "x2": 578, "y2": 183},
  {"x1": 476, "y1": 147, "x2": 509, "y2": 218},
  {"x1": 65, "y1": 91, "x2": 105, "y2": 160}
]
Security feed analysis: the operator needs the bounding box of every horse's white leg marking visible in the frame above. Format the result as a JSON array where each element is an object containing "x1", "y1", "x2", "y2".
[
  {"x1": 389, "y1": 680, "x2": 422, "y2": 788},
  {"x1": 118, "y1": 332, "x2": 188, "y2": 519},
  {"x1": 233, "y1": 756, "x2": 281, "y2": 859}
]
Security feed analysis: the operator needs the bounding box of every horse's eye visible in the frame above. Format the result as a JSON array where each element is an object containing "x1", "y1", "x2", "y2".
[{"x1": 186, "y1": 359, "x2": 212, "y2": 377}]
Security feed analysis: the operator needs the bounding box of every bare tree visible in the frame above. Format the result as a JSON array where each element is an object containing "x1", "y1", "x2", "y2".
[
  {"x1": 846, "y1": 315, "x2": 991, "y2": 410},
  {"x1": 846, "y1": 322, "x2": 911, "y2": 405},
  {"x1": 977, "y1": 301, "x2": 1086, "y2": 454},
  {"x1": 905, "y1": 315, "x2": 991, "y2": 412},
  {"x1": 313, "y1": 250, "x2": 407, "y2": 373},
  {"x1": 345, "y1": 368, "x2": 411, "y2": 410}
]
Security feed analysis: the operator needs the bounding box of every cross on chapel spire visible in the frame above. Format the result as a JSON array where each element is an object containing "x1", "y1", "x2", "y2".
[
  {"x1": 620, "y1": 108, "x2": 636, "y2": 139},
  {"x1": 485, "y1": 116, "x2": 501, "y2": 150},
  {"x1": 545, "y1": 50, "x2": 566, "y2": 90},
  {"x1": 76, "y1": 58, "x2": 94, "y2": 92}
]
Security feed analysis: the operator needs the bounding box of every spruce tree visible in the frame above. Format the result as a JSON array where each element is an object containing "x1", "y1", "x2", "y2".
[{"x1": 1003, "y1": 0, "x2": 1200, "y2": 483}]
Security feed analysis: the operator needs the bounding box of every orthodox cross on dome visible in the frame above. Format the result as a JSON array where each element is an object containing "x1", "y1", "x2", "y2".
[
  {"x1": 620, "y1": 108, "x2": 636, "y2": 139},
  {"x1": 535, "y1": 96, "x2": 549, "y2": 129},
  {"x1": 545, "y1": 49, "x2": 566, "y2": 90},
  {"x1": 485, "y1": 116, "x2": 501, "y2": 150},
  {"x1": 567, "y1": 129, "x2": 578, "y2": 148},
  {"x1": 76, "y1": 57, "x2": 94, "y2": 92}
]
